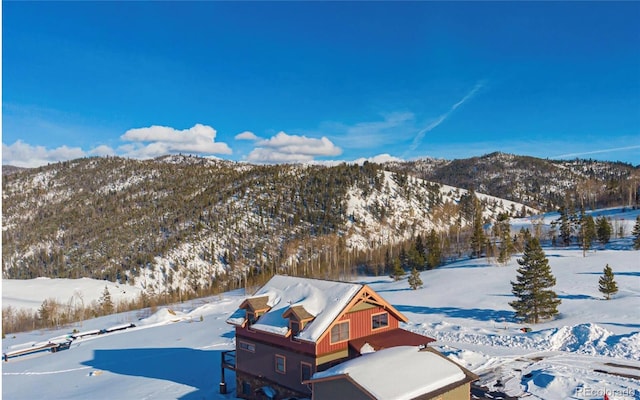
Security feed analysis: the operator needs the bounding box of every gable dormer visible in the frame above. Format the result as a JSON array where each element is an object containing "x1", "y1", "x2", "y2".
[
  {"x1": 282, "y1": 305, "x2": 315, "y2": 336},
  {"x1": 238, "y1": 296, "x2": 271, "y2": 326}
]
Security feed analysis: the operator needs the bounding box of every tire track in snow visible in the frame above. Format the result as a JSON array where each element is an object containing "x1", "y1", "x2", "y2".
[{"x1": 4, "y1": 366, "x2": 91, "y2": 375}]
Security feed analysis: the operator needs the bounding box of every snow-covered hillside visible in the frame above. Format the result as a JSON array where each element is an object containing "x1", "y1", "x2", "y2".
[
  {"x1": 2, "y1": 278, "x2": 142, "y2": 312},
  {"x1": 3, "y1": 157, "x2": 540, "y2": 297},
  {"x1": 2, "y1": 209, "x2": 639, "y2": 400},
  {"x1": 345, "y1": 171, "x2": 537, "y2": 249}
]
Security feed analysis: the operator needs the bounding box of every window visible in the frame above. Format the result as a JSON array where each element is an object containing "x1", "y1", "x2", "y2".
[
  {"x1": 239, "y1": 341, "x2": 255, "y2": 353},
  {"x1": 330, "y1": 321, "x2": 349, "y2": 344},
  {"x1": 301, "y1": 362, "x2": 312, "y2": 382},
  {"x1": 242, "y1": 381, "x2": 251, "y2": 395},
  {"x1": 275, "y1": 354, "x2": 286, "y2": 374},
  {"x1": 247, "y1": 311, "x2": 256, "y2": 325},
  {"x1": 372, "y1": 313, "x2": 389, "y2": 330},
  {"x1": 290, "y1": 321, "x2": 300, "y2": 335}
]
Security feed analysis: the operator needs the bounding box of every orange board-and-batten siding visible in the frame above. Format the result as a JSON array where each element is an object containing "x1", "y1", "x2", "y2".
[{"x1": 316, "y1": 305, "x2": 398, "y2": 355}]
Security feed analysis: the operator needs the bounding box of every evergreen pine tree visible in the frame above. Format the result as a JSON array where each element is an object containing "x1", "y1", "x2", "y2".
[
  {"x1": 425, "y1": 229, "x2": 442, "y2": 269},
  {"x1": 509, "y1": 238, "x2": 561, "y2": 323},
  {"x1": 598, "y1": 264, "x2": 618, "y2": 300},
  {"x1": 470, "y1": 204, "x2": 486, "y2": 258},
  {"x1": 407, "y1": 238, "x2": 426, "y2": 271},
  {"x1": 494, "y1": 213, "x2": 514, "y2": 265},
  {"x1": 384, "y1": 249, "x2": 392, "y2": 275},
  {"x1": 38, "y1": 299, "x2": 52, "y2": 326},
  {"x1": 558, "y1": 206, "x2": 573, "y2": 246},
  {"x1": 399, "y1": 247, "x2": 409, "y2": 269},
  {"x1": 415, "y1": 234, "x2": 425, "y2": 259},
  {"x1": 596, "y1": 216, "x2": 612, "y2": 246},
  {"x1": 408, "y1": 268, "x2": 423, "y2": 290},
  {"x1": 100, "y1": 286, "x2": 114, "y2": 315},
  {"x1": 633, "y1": 216, "x2": 640, "y2": 250},
  {"x1": 391, "y1": 258, "x2": 405, "y2": 281},
  {"x1": 580, "y1": 213, "x2": 596, "y2": 257}
]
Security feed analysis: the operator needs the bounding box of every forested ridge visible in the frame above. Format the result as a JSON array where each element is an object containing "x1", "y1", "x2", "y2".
[
  {"x1": 388, "y1": 152, "x2": 639, "y2": 209},
  {"x1": 3, "y1": 153, "x2": 638, "y2": 296}
]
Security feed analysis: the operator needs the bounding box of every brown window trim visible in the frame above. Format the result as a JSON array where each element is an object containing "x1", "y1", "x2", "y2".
[
  {"x1": 300, "y1": 361, "x2": 313, "y2": 382},
  {"x1": 329, "y1": 320, "x2": 350, "y2": 344},
  {"x1": 239, "y1": 340, "x2": 256, "y2": 353},
  {"x1": 371, "y1": 311, "x2": 389, "y2": 330},
  {"x1": 275, "y1": 354, "x2": 286, "y2": 374}
]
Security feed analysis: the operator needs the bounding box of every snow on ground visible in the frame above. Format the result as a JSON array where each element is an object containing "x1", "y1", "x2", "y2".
[
  {"x1": 2, "y1": 292, "x2": 245, "y2": 400},
  {"x1": 363, "y1": 247, "x2": 640, "y2": 400},
  {"x1": 2, "y1": 277, "x2": 142, "y2": 312},
  {"x1": 2, "y1": 207, "x2": 639, "y2": 400}
]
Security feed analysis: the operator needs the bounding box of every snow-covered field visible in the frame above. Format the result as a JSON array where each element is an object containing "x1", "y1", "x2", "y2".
[
  {"x1": 2, "y1": 278, "x2": 142, "y2": 312},
  {"x1": 2, "y1": 208, "x2": 639, "y2": 400}
]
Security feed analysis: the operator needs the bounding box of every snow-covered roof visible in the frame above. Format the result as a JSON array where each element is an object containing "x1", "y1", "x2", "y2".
[
  {"x1": 227, "y1": 275, "x2": 362, "y2": 342},
  {"x1": 310, "y1": 346, "x2": 469, "y2": 400}
]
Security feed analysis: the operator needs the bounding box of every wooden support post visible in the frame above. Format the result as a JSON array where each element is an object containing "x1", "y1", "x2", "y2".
[{"x1": 219, "y1": 352, "x2": 227, "y2": 394}]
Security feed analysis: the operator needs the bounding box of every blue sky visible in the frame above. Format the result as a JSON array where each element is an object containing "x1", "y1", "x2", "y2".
[{"x1": 3, "y1": 1, "x2": 640, "y2": 167}]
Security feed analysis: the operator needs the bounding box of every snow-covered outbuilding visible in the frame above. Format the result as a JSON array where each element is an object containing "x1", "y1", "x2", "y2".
[
  {"x1": 225, "y1": 275, "x2": 435, "y2": 400},
  {"x1": 306, "y1": 346, "x2": 478, "y2": 400}
]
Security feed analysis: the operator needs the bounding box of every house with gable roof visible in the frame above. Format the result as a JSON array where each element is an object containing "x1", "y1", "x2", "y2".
[
  {"x1": 305, "y1": 346, "x2": 479, "y2": 400},
  {"x1": 225, "y1": 275, "x2": 435, "y2": 399}
]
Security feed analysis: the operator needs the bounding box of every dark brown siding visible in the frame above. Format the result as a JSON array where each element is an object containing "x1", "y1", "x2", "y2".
[
  {"x1": 312, "y1": 380, "x2": 471, "y2": 400},
  {"x1": 311, "y1": 377, "x2": 372, "y2": 400},
  {"x1": 237, "y1": 326, "x2": 315, "y2": 354},
  {"x1": 236, "y1": 332, "x2": 315, "y2": 395}
]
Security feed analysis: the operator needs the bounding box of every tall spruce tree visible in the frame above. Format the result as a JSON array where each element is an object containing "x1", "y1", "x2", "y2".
[
  {"x1": 598, "y1": 264, "x2": 618, "y2": 300},
  {"x1": 558, "y1": 204, "x2": 574, "y2": 246},
  {"x1": 100, "y1": 286, "x2": 114, "y2": 315},
  {"x1": 579, "y1": 213, "x2": 596, "y2": 257},
  {"x1": 407, "y1": 237, "x2": 426, "y2": 271},
  {"x1": 425, "y1": 229, "x2": 442, "y2": 269},
  {"x1": 470, "y1": 205, "x2": 486, "y2": 258},
  {"x1": 408, "y1": 267, "x2": 423, "y2": 290},
  {"x1": 392, "y1": 258, "x2": 405, "y2": 281},
  {"x1": 493, "y1": 213, "x2": 514, "y2": 265},
  {"x1": 384, "y1": 249, "x2": 393, "y2": 275},
  {"x1": 596, "y1": 216, "x2": 612, "y2": 246},
  {"x1": 510, "y1": 238, "x2": 561, "y2": 323},
  {"x1": 633, "y1": 216, "x2": 640, "y2": 250}
]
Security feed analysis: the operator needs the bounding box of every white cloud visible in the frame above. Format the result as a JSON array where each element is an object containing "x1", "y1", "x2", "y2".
[
  {"x1": 3, "y1": 123, "x2": 234, "y2": 167},
  {"x1": 2, "y1": 140, "x2": 87, "y2": 168},
  {"x1": 235, "y1": 131, "x2": 259, "y2": 141},
  {"x1": 246, "y1": 148, "x2": 316, "y2": 164},
  {"x1": 351, "y1": 153, "x2": 403, "y2": 165},
  {"x1": 120, "y1": 123, "x2": 232, "y2": 158},
  {"x1": 247, "y1": 131, "x2": 342, "y2": 163},
  {"x1": 305, "y1": 153, "x2": 406, "y2": 167},
  {"x1": 89, "y1": 145, "x2": 116, "y2": 157}
]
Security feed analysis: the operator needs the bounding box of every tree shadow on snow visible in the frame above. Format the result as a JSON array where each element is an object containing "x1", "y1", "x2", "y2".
[
  {"x1": 577, "y1": 271, "x2": 640, "y2": 277},
  {"x1": 440, "y1": 262, "x2": 495, "y2": 269},
  {"x1": 81, "y1": 348, "x2": 236, "y2": 400},
  {"x1": 600, "y1": 322, "x2": 640, "y2": 330},
  {"x1": 394, "y1": 305, "x2": 515, "y2": 322},
  {"x1": 557, "y1": 294, "x2": 596, "y2": 300},
  {"x1": 221, "y1": 330, "x2": 235, "y2": 339},
  {"x1": 377, "y1": 287, "x2": 413, "y2": 293}
]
